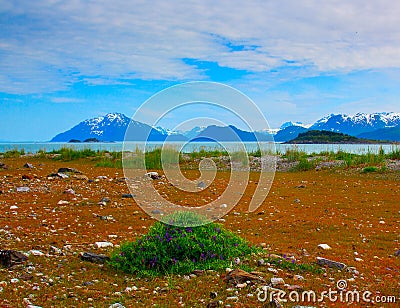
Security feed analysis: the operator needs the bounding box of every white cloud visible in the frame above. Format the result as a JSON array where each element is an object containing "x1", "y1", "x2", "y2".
[{"x1": 1, "y1": 0, "x2": 400, "y2": 94}]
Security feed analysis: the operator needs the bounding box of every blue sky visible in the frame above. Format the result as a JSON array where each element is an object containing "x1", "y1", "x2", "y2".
[{"x1": 1, "y1": 1, "x2": 400, "y2": 141}]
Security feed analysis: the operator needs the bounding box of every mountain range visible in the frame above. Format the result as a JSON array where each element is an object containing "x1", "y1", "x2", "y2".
[{"x1": 50, "y1": 112, "x2": 400, "y2": 142}]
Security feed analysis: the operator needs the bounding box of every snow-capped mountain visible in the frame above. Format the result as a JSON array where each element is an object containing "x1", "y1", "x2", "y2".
[
  {"x1": 310, "y1": 112, "x2": 400, "y2": 136},
  {"x1": 51, "y1": 111, "x2": 400, "y2": 143},
  {"x1": 280, "y1": 121, "x2": 311, "y2": 130},
  {"x1": 51, "y1": 113, "x2": 186, "y2": 142}
]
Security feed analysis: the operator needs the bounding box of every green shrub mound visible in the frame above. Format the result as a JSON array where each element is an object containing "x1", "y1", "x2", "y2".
[{"x1": 110, "y1": 213, "x2": 255, "y2": 276}]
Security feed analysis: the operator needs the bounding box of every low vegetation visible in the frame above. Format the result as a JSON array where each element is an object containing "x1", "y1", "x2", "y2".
[{"x1": 110, "y1": 212, "x2": 256, "y2": 276}]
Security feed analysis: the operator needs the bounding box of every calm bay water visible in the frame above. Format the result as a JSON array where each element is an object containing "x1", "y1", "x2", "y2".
[{"x1": 0, "y1": 141, "x2": 398, "y2": 155}]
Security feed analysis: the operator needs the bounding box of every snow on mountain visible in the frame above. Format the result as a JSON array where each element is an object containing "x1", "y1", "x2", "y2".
[
  {"x1": 280, "y1": 121, "x2": 311, "y2": 130},
  {"x1": 310, "y1": 112, "x2": 400, "y2": 136}
]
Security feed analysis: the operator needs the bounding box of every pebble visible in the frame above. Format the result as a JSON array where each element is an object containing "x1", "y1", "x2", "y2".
[
  {"x1": 394, "y1": 249, "x2": 400, "y2": 257},
  {"x1": 94, "y1": 241, "x2": 113, "y2": 248},
  {"x1": 293, "y1": 198, "x2": 300, "y2": 203},
  {"x1": 23, "y1": 163, "x2": 34, "y2": 168},
  {"x1": 121, "y1": 193, "x2": 134, "y2": 198},
  {"x1": 109, "y1": 303, "x2": 125, "y2": 308},
  {"x1": 354, "y1": 257, "x2": 364, "y2": 262},
  {"x1": 57, "y1": 200, "x2": 69, "y2": 205},
  {"x1": 10, "y1": 278, "x2": 19, "y2": 284},
  {"x1": 234, "y1": 257, "x2": 240, "y2": 265},
  {"x1": 318, "y1": 244, "x2": 331, "y2": 250},
  {"x1": 257, "y1": 259, "x2": 265, "y2": 266},
  {"x1": 64, "y1": 188, "x2": 75, "y2": 195},
  {"x1": 16, "y1": 186, "x2": 30, "y2": 192},
  {"x1": 294, "y1": 275, "x2": 305, "y2": 281},
  {"x1": 220, "y1": 204, "x2": 227, "y2": 208},
  {"x1": 270, "y1": 277, "x2": 285, "y2": 286},
  {"x1": 267, "y1": 267, "x2": 278, "y2": 274},
  {"x1": 210, "y1": 291, "x2": 217, "y2": 299},
  {"x1": 28, "y1": 250, "x2": 44, "y2": 256},
  {"x1": 10, "y1": 205, "x2": 18, "y2": 210}
]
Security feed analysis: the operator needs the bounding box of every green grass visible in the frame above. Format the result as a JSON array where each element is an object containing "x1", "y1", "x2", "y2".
[
  {"x1": 109, "y1": 212, "x2": 256, "y2": 276},
  {"x1": 265, "y1": 255, "x2": 323, "y2": 274},
  {"x1": 3, "y1": 148, "x2": 25, "y2": 158},
  {"x1": 362, "y1": 166, "x2": 378, "y2": 173},
  {"x1": 290, "y1": 157, "x2": 316, "y2": 171},
  {"x1": 49, "y1": 147, "x2": 101, "y2": 161}
]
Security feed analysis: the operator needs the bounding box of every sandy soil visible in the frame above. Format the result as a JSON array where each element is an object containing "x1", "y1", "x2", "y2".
[{"x1": 0, "y1": 156, "x2": 399, "y2": 307}]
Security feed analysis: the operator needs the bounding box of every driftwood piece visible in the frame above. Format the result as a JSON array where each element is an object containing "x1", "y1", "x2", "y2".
[{"x1": 224, "y1": 268, "x2": 265, "y2": 284}]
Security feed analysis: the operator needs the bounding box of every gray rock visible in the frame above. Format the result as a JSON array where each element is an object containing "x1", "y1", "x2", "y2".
[
  {"x1": 23, "y1": 163, "x2": 34, "y2": 168},
  {"x1": 99, "y1": 197, "x2": 111, "y2": 203},
  {"x1": 294, "y1": 198, "x2": 301, "y2": 203},
  {"x1": 0, "y1": 250, "x2": 28, "y2": 268},
  {"x1": 16, "y1": 186, "x2": 30, "y2": 192},
  {"x1": 317, "y1": 257, "x2": 346, "y2": 270},
  {"x1": 109, "y1": 303, "x2": 125, "y2": 308},
  {"x1": 80, "y1": 252, "x2": 110, "y2": 264},
  {"x1": 257, "y1": 259, "x2": 265, "y2": 266},
  {"x1": 145, "y1": 171, "x2": 161, "y2": 179},
  {"x1": 210, "y1": 291, "x2": 217, "y2": 299},
  {"x1": 58, "y1": 167, "x2": 82, "y2": 174},
  {"x1": 57, "y1": 173, "x2": 69, "y2": 179},
  {"x1": 122, "y1": 193, "x2": 134, "y2": 198},
  {"x1": 394, "y1": 249, "x2": 400, "y2": 257},
  {"x1": 151, "y1": 209, "x2": 162, "y2": 215},
  {"x1": 197, "y1": 181, "x2": 206, "y2": 188}
]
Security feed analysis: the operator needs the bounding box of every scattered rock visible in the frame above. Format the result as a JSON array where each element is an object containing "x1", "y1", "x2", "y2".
[
  {"x1": 151, "y1": 209, "x2": 162, "y2": 215},
  {"x1": 28, "y1": 250, "x2": 44, "y2": 256},
  {"x1": 10, "y1": 205, "x2": 18, "y2": 210},
  {"x1": 317, "y1": 257, "x2": 346, "y2": 270},
  {"x1": 109, "y1": 303, "x2": 125, "y2": 308},
  {"x1": 394, "y1": 249, "x2": 400, "y2": 257},
  {"x1": 226, "y1": 296, "x2": 238, "y2": 302},
  {"x1": 94, "y1": 241, "x2": 113, "y2": 248},
  {"x1": 317, "y1": 244, "x2": 331, "y2": 250},
  {"x1": 354, "y1": 257, "x2": 364, "y2": 262},
  {"x1": 49, "y1": 246, "x2": 63, "y2": 255},
  {"x1": 122, "y1": 193, "x2": 134, "y2": 198},
  {"x1": 270, "y1": 277, "x2": 285, "y2": 286},
  {"x1": 23, "y1": 163, "x2": 34, "y2": 168},
  {"x1": 220, "y1": 203, "x2": 227, "y2": 208},
  {"x1": 224, "y1": 268, "x2": 265, "y2": 284},
  {"x1": 197, "y1": 181, "x2": 206, "y2": 188},
  {"x1": 57, "y1": 173, "x2": 69, "y2": 179},
  {"x1": 294, "y1": 275, "x2": 305, "y2": 281},
  {"x1": 80, "y1": 252, "x2": 110, "y2": 264},
  {"x1": 16, "y1": 186, "x2": 30, "y2": 192},
  {"x1": 73, "y1": 174, "x2": 89, "y2": 180},
  {"x1": 58, "y1": 167, "x2": 82, "y2": 174},
  {"x1": 257, "y1": 259, "x2": 265, "y2": 266},
  {"x1": 210, "y1": 291, "x2": 217, "y2": 299},
  {"x1": 145, "y1": 171, "x2": 161, "y2": 180},
  {"x1": 293, "y1": 198, "x2": 301, "y2": 203},
  {"x1": 64, "y1": 188, "x2": 75, "y2": 195},
  {"x1": 267, "y1": 267, "x2": 278, "y2": 274},
  {"x1": 57, "y1": 200, "x2": 69, "y2": 205},
  {"x1": 98, "y1": 197, "x2": 111, "y2": 206},
  {"x1": 0, "y1": 250, "x2": 28, "y2": 268},
  {"x1": 0, "y1": 162, "x2": 9, "y2": 169}
]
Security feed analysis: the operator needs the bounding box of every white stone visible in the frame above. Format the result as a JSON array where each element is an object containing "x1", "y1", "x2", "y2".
[
  {"x1": 57, "y1": 200, "x2": 69, "y2": 205},
  {"x1": 10, "y1": 205, "x2": 18, "y2": 210},
  {"x1": 94, "y1": 241, "x2": 113, "y2": 248},
  {"x1": 28, "y1": 250, "x2": 44, "y2": 256},
  {"x1": 318, "y1": 244, "x2": 331, "y2": 250}
]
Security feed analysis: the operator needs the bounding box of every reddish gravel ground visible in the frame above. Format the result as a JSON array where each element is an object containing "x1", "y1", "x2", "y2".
[{"x1": 0, "y1": 156, "x2": 399, "y2": 307}]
